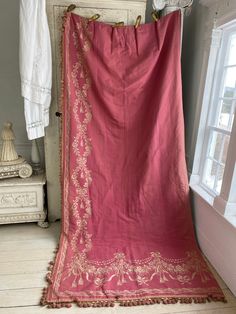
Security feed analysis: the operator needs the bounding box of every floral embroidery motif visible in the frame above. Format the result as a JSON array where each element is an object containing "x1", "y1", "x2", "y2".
[
  {"x1": 69, "y1": 18, "x2": 93, "y2": 253},
  {"x1": 63, "y1": 251, "x2": 212, "y2": 288}
]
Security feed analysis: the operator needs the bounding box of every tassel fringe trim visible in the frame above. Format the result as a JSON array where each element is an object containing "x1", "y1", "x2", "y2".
[
  {"x1": 41, "y1": 287, "x2": 227, "y2": 309},
  {"x1": 41, "y1": 252, "x2": 227, "y2": 308},
  {"x1": 42, "y1": 201, "x2": 227, "y2": 308},
  {"x1": 41, "y1": 245, "x2": 227, "y2": 308}
]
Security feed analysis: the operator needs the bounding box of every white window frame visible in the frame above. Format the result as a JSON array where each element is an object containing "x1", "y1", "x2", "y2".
[
  {"x1": 190, "y1": 20, "x2": 236, "y2": 222},
  {"x1": 200, "y1": 25, "x2": 236, "y2": 195}
]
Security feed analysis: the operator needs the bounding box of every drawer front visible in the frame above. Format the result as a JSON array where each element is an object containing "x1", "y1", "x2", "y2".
[{"x1": 0, "y1": 185, "x2": 43, "y2": 215}]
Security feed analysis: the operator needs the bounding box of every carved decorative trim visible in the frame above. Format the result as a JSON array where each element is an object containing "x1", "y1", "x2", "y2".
[
  {"x1": 0, "y1": 174, "x2": 46, "y2": 225},
  {"x1": 0, "y1": 192, "x2": 37, "y2": 208},
  {"x1": 0, "y1": 211, "x2": 46, "y2": 224},
  {"x1": 0, "y1": 160, "x2": 33, "y2": 179}
]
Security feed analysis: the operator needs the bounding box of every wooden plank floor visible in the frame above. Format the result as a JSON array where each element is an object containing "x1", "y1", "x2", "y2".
[{"x1": 0, "y1": 222, "x2": 235, "y2": 314}]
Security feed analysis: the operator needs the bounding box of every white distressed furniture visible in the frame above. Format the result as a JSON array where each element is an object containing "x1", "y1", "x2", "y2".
[
  {"x1": 45, "y1": 0, "x2": 147, "y2": 221},
  {"x1": 0, "y1": 174, "x2": 47, "y2": 226}
]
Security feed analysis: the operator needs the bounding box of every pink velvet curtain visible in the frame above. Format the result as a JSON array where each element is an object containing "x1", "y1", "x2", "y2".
[{"x1": 41, "y1": 10, "x2": 225, "y2": 308}]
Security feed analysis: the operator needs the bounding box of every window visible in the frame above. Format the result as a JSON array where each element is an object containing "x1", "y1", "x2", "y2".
[
  {"x1": 190, "y1": 18, "x2": 236, "y2": 220},
  {"x1": 200, "y1": 24, "x2": 236, "y2": 195}
]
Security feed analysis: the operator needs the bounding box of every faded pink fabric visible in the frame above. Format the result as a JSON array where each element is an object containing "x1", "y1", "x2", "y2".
[{"x1": 44, "y1": 10, "x2": 224, "y2": 305}]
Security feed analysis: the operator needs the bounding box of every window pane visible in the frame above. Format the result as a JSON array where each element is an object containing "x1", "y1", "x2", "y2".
[
  {"x1": 199, "y1": 29, "x2": 236, "y2": 195},
  {"x1": 222, "y1": 67, "x2": 236, "y2": 98},
  {"x1": 208, "y1": 131, "x2": 224, "y2": 161},
  {"x1": 221, "y1": 134, "x2": 230, "y2": 164},
  {"x1": 202, "y1": 158, "x2": 218, "y2": 190},
  {"x1": 227, "y1": 34, "x2": 236, "y2": 66},
  {"x1": 215, "y1": 165, "x2": 224, "y2": 194},
  {"x1": 217, "y1": 99, "x2": 232, "y2": 129}
]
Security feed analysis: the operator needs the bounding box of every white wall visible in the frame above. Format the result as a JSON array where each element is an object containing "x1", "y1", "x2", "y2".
[
  {"x1": 0, "y1": 0, "x2": 44, "y2": 166},
  {"x1": 193, "y1": 191, "x2": 236, "y2": 295},
  {"x1": 0, "y1": 1, "x2": 28, "y2": 159}
]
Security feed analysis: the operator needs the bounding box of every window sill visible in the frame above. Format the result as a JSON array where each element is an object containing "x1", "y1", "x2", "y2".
[
  {"x1": 190, "y1": 182, "x2": 214, "y2": 206},
  {"x1": 190, "y1": 182, "x2": 236, "y2": 229},
  {"x1": 225, "y1": 214, "x2": 236, "y2": 228}
]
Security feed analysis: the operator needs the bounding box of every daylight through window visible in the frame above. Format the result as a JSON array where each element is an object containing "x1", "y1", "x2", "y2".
[{"x1": 201, "y1": 27, "x2": 236, "y2": 194}]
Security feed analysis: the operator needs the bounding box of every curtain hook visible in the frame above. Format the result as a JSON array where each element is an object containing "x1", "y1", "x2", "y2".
[
  {"x1": 135, "y1": 15, "x2": 141, "y2": 28},
  {"x1": 113, "y1": 22, "x2": 124, "y2": 27},
  {"x1": 151, "y1": 11, "x2": 159, "y2": 21},
  {"x1": 67, "y1": 4, "x2": 76, "y2": 12},
  {"x1": 89, "y1": 14, "x2": 100, "y2": 22}
]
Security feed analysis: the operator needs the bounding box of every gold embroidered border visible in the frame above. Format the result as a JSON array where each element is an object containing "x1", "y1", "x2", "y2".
[
  {"x1": 52, "y1": 12, "x2": 93, "y2": 295},
  {"x1": 62, "y1": 250, "x2": 214, "y2": 288},
  {"x1": 69, "y1": 18, "x2": 93, "y2": 253},
  {"x1": 53, "y1": 12, "x2": 72, "y2": 293}
]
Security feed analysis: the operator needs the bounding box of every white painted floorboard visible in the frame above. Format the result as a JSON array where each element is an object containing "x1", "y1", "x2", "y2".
[{"x1": 0, "y1": 222, "x2": 235, "y2": 314}]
